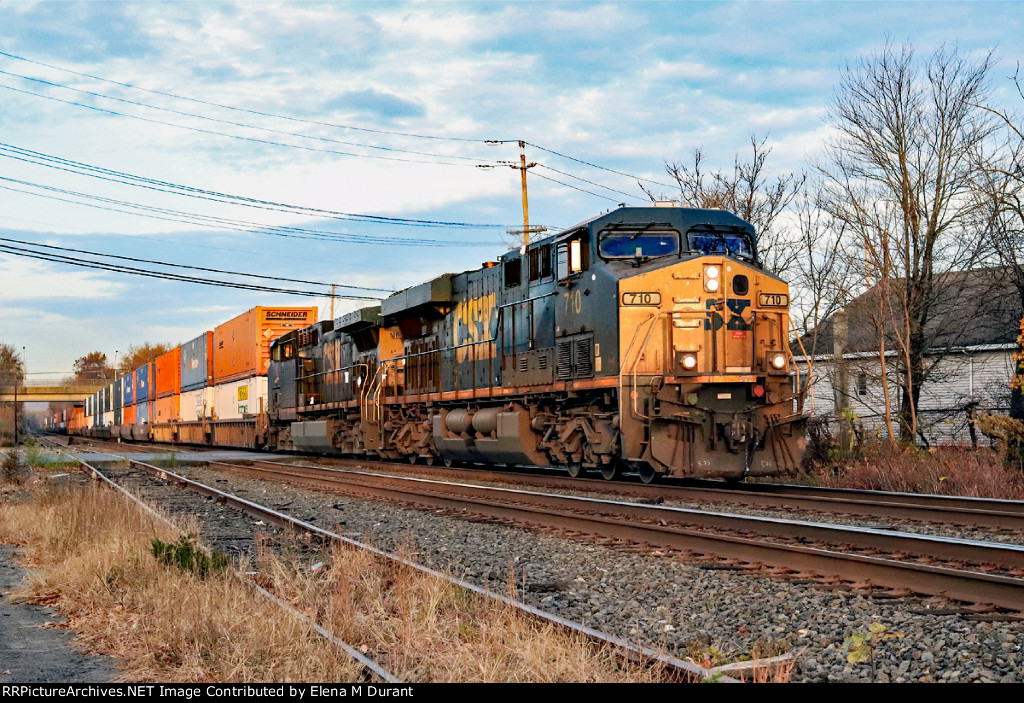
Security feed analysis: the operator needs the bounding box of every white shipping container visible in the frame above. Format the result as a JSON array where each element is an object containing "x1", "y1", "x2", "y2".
[
  {"x1": 213, "y1": 377, "x2": 268, "y2": 420},
  {"x1": 180, "y1": 388, "x2": 215, "y2": 422},
  {"x1": 102, "y1": 411, "x2": 114, "y2": 426}
]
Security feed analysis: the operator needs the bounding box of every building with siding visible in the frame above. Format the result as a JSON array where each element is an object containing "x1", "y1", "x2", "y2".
[{"x1": 794, "y1": 268, "x2": 1022, "y2": 445}]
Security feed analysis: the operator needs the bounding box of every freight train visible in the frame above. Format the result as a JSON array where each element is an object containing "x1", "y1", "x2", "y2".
[{"x1": 55, "y1": 205, "x2": 809, "y2": 482}]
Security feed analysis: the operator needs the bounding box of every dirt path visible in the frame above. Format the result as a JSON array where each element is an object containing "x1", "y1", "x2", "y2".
[{"x1": 0, "y1": 545, "x2": 119, "y2": 683}]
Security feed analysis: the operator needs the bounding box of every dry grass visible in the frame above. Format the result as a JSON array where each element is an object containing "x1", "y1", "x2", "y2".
[
  {"x1": 0, "y1": 482, "x2": 363, "y2": 682},
  {"x1": 0, "y1": 480, "x2": 669, "y2": 683},
  {"x1": 257, "y1": 540, "x2": 665, "y2": 682},
  {"x1": 812, "y1": 444, "x2": 1024, "y2": 499}
]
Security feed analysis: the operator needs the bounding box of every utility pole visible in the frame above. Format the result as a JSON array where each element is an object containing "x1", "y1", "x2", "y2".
[
  {"x1": 479, "y1": 141, "x2": 546, "y2": 247},
  {"x1": 329, "y1": 284, "x2": 337, "y2": 320}
]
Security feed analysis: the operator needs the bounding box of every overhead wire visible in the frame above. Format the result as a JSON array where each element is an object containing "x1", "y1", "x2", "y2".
[
  {"x1": 0, "y1": 49, "x2": 495, "y2": 143},
  {"x1": 0, "y1": 236, "x2": 394, "y2": 292},
  {"x1": 0, "y1": 142, "x2": 504, "y2": 229},
  {"x1": 0, "y1": 68, "x2": 493, "y2": 164},
  {"x1": 0, "y1": 242, "x2": 381, "y2": 300},
  {"x1": 0, "y1": 176, "x2": 499, "y2": 247},
  {"x1": 0, "y1": 82, "x2": 482, "y2": 168}
]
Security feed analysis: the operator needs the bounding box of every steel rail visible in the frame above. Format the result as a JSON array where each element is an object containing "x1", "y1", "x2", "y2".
[
  {"x1": 66, "y1": 447, "x2": 729, "y2": 682},
  {"x1": 218, "y1": 460, "x2": 1024, "y2": 571},
  {"x1": 287, "y1": 456, "x2": 1024, "y2": 531},
  {"x1": 38, "y1": 441, "x2": 401, "y2": 684},
  {"x1": 209, "y1": 458, "x2": 1024, "y2": 612}
]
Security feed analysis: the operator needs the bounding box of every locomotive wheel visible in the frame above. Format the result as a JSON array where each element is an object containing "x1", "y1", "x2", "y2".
[
  {"x1": 566, "y1": 461, "x2": 584, "y2": 479},
  {"x1": 443, "y1": 457, "x2": 454, "y2": 468},
  {"x1": 408, "y1": 454, "x2": 418, "y2": 464},
  {"x1": 637, "y1": 463, "x2": 660, "y2": 484},
  {"x1": 424, "y1": 455, "x2": 436, "y2": 466},
  {"x1": 600, "y1": 461, "x2": 622, "y2": 481}
]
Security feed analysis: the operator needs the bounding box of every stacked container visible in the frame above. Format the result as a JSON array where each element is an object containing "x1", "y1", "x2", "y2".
[
  {"x1": 180, "y1": 332, "x2": 214, "y2": 422},
  {"x1": 135, "y1": 363, "x2": 152, "y2": 425},
  {"x1": 212, "y1": 307, "x2": 317, "y2": 419},
  {"x1": 154, "y1": 348, "x2": 182, "y2": 424}
]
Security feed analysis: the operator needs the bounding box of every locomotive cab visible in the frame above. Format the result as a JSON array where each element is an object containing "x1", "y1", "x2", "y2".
[{"x1": 607, "y1": 210, "x2": 807, "y2": 480}]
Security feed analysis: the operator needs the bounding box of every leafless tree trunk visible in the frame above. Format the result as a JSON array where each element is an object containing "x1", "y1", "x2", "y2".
[
  {"x1": 642, "y1": 135, "x2": 806, "y2": 277},
  {"x1": 818, "y1": 42, "x2": 998, "y2": 444},
  {"x1": 975, "y1": 67, "x2": 1024, "y2": 418}
]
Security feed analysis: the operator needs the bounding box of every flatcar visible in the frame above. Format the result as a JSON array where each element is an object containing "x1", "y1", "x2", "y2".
[{"x1": 266, "y1": 205, "x2": 809, "y2": 482}]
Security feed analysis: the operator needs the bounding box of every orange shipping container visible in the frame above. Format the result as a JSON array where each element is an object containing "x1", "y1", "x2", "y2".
[
  {"x1": 155, "y1": 347, "x2": 182, "y2": 398},
  {"x1": 214, "y1": 306, "x2": 318, "y2": 383},
  {"x1": 123, "y1": 404, "x2": 136, "y2": 425},
  {"x1": 153, "y1": 394, "x2": 180, "y2": 424}
]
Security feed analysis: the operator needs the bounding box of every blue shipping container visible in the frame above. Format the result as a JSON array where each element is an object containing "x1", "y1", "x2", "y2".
[
  {"x1": 135, "y1": 364, "x2": 152, "y2": 402},
  {"x1": 180, "y1": 331, "x2": 213, "y2": 392},
  {"x1": 137, "y1": 401, "x2": 150, "y2": 424},
  {"x1": 121, "y1": 373, "x2": 134, "y2": 407}
]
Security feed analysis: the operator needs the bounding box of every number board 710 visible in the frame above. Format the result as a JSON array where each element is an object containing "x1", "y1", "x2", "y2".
[
  {"x1": 621, "y1": 292, "x2": 661, "y2": 306},
  {"x1": 758, "y1": 293, "x2": 789, "y2": 307}
]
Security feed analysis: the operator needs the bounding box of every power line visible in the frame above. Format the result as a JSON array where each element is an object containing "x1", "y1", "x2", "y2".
[
  {"x1": 0, "y1": 236, "x2": 394, "y2": 292},
  {"x1": 0, "y1": 142, "x2": 506, "y2": 229},
  {"x1": 526, "y1": 141, "x2": 676, "y2": 189},
  {"x1": 0, "y1": 49, "x2": 496, "y2": 144},
  {"x1": 0, "y1": 82, "x2": 482, "y2": 168},
  {"x1": 530, "y1": 170, "x2": 623, "y2": 203},
  {"x1": 0, "y1": 176, "x2": 499, "y2": 247},
  {"x1": 0, "y1": 68, "x2": 494, "y2": 165},
  {"x1": 536, "y1": 164, "x2": 645, "y2": 202},
  {"x1": 0, "y1": 242, "x2": 382, "y2": 300}
]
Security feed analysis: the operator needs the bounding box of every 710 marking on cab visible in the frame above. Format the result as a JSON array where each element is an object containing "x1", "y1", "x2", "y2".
[{"x1": 622, "y1": 292, "x2": 661, "y2": 306}]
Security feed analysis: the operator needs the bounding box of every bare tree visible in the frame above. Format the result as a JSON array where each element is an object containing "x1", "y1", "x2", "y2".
[
  {"x1": 818, "y1": 41, "x2": 999, "y2": 443},
  {"x1": 975, "y1": 67, "x2": 1024, "y2": 417},
  {"x1": 643, "y1": 135, "x2": 806, "y2": 276}
]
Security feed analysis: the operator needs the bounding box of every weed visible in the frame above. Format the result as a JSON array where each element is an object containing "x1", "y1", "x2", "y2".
[
  {"x1": 1, "y1": 449, "x2": 27, "y2": 484},
  {"x1": 842, "y1": 622, "x2": 904, "y2": 681},
  {"x1": 150, "y1": 535, "x2": 230, "y2": 580}
]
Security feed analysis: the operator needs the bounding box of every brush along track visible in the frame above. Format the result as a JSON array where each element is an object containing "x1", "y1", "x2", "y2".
[
  {"x1": 34, "y1": 439, "x2": 399, "y2": 683},
  {"x1": 206, "y1": 458, "x2": 1024, "y2": 613},
  {"x1": 45, "y1": 442, "x2": 733, "y2": 683}
]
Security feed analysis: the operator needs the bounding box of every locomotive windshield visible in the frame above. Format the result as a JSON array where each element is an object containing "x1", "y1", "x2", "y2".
[
  {"x1": 598, "y1": 225, "x2": 680, "y2": 260},
  {"x1": 687, "y1": 228, "x2": 754, "y2": 260}
]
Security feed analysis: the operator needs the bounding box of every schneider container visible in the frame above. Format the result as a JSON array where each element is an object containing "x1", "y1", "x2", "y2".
[{"x1": 214, "y1": 307, "x2": 317, "y2": 384}]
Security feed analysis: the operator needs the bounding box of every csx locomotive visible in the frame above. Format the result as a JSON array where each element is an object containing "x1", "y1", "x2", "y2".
[{"x1": 267, "y1": 205, "x2": 808, "y2": 481}]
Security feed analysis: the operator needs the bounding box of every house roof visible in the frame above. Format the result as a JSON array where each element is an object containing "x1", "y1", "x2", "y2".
[{"x1": 796, "y1": 267, "x2": 1023, "y2": 357}]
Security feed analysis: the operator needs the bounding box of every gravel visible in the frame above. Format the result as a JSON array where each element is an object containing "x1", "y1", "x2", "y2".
[{"x1": 130, "y1": 458, "x2": 1024, "y2": 683}]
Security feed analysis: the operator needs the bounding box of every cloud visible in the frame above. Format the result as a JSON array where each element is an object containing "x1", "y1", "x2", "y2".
[
  {"x1": 2, "y1": 1, "x2": 156, "y2": 62},
  {"x1": 321, "y1": 89, "x2": 425, "y2": 121},
  {"x1": 0, "y1": 253, "x2": 126, "y2": 300}
]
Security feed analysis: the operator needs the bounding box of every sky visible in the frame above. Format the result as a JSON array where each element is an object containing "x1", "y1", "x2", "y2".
[{"x1": 0, "y1": 0, "x2": 1022, "y2": 383}]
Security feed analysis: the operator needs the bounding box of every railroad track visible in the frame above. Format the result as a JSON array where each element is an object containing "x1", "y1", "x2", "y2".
[
  {"x1": 38, "y1": 439, "x2": 736, "y2": 683},
  {"x1": 203, "y1": 457, "x2": 1024, "y2": 614},
  {"x1": 50, "y1": 434, "x2": 1024, "y2": 532}
]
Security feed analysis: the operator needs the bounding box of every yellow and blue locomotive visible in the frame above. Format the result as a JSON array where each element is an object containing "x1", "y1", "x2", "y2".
[{"x1": 268, "y1": 204, "x2": 808, "y2": 481}]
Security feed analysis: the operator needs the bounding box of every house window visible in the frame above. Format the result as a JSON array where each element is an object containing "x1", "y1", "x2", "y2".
[{"x1": 857, "y1": 372, "x2": 867, "y2": 396}]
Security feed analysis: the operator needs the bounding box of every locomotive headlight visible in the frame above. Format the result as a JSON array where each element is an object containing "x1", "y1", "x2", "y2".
[
  {"x1": 768, "y1": 352, "x2": 788, "y2": 372},
  {"x1": 681, "y1": 353, "x2": 698, "y2": 371},
  {"x1": 704, "y1": 265, "x2": 721, "y2": 292}
]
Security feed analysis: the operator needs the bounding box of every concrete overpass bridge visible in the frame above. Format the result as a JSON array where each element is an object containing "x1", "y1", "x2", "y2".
[{"x1": 0, "y1": 382, "x2": 105, "y2": 403}]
